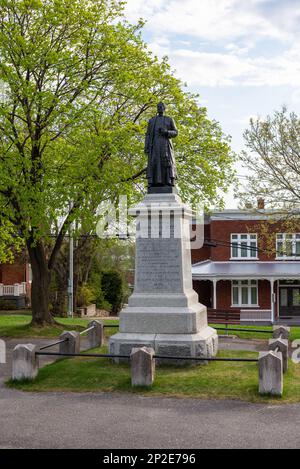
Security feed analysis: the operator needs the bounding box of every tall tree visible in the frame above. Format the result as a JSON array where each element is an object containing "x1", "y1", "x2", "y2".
[
  {"x1": 0, "y1": 0, "x2": 235, "y2": 325},
  {"x1": 239, "y1": 107, "x2": 300, "y2": 211},
  {"x1": 0, "y1": 220, "x2": 22, "y2": 263}
]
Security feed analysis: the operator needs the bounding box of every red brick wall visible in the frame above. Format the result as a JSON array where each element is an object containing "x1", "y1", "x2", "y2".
[
  {"x1": 258, "y1": 280, "x2": 271, "y2": 309},
  {"x1": 210, "y1": 219, "x2": 273, "y2": 261},
  {"x1": 215, "y1": 280, "x2": 231, "y2": 308},
  {"x1": 193, "y1": 280, "x2": 212, "y2": 307},
  {"x1": 191, "y1": 218, "x2": 282, "y2": 264},
  {"x1": 0, "y1": 263, "x2": 26, "y2": 284},
  {"x1": 191, "y1": 224, "x2": 211, "y2": 264},
  {"x1": 194, "y1": 279, "x2": 272, "y2": 310}
]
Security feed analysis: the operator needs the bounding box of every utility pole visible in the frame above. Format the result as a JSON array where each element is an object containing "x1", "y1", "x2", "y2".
[{"x1": 67, "y1": 203, "x2": 74, "y2": 318}]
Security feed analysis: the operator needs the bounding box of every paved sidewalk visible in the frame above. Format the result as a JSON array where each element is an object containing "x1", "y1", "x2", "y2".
[{"x1": 1, "y1": 389, "x2": 300, "y2": 448}]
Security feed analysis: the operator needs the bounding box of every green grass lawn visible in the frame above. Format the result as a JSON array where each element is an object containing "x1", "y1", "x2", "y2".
[
  {"x1": 210, "y1": 323, "x2": 300, "y2": 342},
  {"x1": 4, "y1": 316, "x2": 300, "y2": 403},
  {"x1": 7, "y1": 347, "x2": 300, "y2": 404},
  {"x1": 0, "y1": 314, "x2": 299, "y2": 342},
  {"x1": 0, "y1": 310, "x2": 32, "y2": 316},
  {"x1": 0, "y1": 314, "x2": 119, "y2": 338}
]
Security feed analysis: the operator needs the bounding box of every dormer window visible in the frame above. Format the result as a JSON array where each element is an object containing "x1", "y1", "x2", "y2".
[{"x1": 231, "y1": 233, "x2": 258, "y2": 259}]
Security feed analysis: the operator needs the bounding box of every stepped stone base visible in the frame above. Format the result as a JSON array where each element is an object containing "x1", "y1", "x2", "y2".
[
  {"x1": 109, "y1": 327, "x2": 218, "y2": 365},
  {"x1": 119, "y1": 302, "x2": 208, "y2": 335}
]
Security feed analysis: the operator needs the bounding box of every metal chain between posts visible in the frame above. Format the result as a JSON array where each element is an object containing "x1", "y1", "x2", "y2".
[
  {"x1": 103, "y1": 324, "x2": 273, "y2": 334},
  {"x1": 37, "y1": 324, "x2": 287, "y2": 361},
  {"x1": 39, "y1": 338, "x2": 68, "y2": 351},
  {"x1": 40, "y1": 322, "x2": 99, "y2": 351},
  {"x1": 35, "y1": 351, "x2": 258, "y2": 362},
  {"x1": 213, "y1": 327, "x2": 272, "y2": 334},
  {"x1": 79, "y1": 325, "x2": 96, "y2": 335}
]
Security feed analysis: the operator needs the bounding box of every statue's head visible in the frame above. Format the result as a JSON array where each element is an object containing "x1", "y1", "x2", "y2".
[{"x1": 157, "y1": 102, "x2": 166, "y2": 115}]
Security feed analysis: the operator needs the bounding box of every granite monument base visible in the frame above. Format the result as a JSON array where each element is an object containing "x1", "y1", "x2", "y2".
[
  {"x1": 109, "y1": 191, "x2": 218, "y2": 365},
  {"x1": 109, "y1": 327, "x2": 218, "y2": 365}
]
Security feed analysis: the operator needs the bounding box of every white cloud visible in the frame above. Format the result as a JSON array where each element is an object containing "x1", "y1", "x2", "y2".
[
  {"x1": 148, "y1": 41, "x2": 300, "y2": 87},
  {"x1": 125, "y1": 0, "x2": 291, "y2": 42},
  {"x1": 124, "y1": 0, "x2": 300, "y2": 88}
]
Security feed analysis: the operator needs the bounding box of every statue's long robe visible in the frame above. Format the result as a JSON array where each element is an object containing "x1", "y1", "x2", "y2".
[{"x1": 145, "y1": 115, "x2": 178, "y2": 186}]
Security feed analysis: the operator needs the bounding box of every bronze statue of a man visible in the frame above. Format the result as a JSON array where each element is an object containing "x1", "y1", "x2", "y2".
[{"x1": 145, "y1": 102, "x2": 178, "y2": 191}]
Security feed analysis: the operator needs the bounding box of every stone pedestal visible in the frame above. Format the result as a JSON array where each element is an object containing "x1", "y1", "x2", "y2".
[
  {"x1": 12, "y1": 344, "x2": 39, "y2": 381},
  {"x1": 59, "y1": 331, "x2": 80, "y2": 355},
  {"x1": 259, "y1": 351, "x2": 283, "y2": 396},
  {"x1": 87, "y1": 320, "x2": 104, "y2": 349},
  {"x1": 131, "y1": 347, "x2": 155, "y2": 386},
  {"x1": 109, "y1": 193, "x2": 218, "y2": 364}
]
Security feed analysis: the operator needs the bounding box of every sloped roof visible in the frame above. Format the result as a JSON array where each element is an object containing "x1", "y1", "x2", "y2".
[{"x1": 192, "y1": 260, "x2": 300, "y2": 279}]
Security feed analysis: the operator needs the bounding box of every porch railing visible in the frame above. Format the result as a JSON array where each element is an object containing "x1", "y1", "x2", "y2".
[
  {"x1": 208, "y1": 308, "x2": 273, "y2": 324},
  {"x1": 0, "y1": 283, "x2": 27, "y2": 297},
  {"x1": 240, "y1": 309, "x2": 272, "y2": 322},
  {"x1": 207, "y1": 308, "x2": 240, "y2": 324}
]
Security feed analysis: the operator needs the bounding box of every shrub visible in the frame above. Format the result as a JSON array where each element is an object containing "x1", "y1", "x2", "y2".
[
  {"x1": 101, "y1": 270, "x2": 123, "y2": 314},
  {"x1": 77, "y1": 283, "x2": 96, "y2": 307},
  {"x1": 0, "y1": 299, "x2": 15, "y2": 310}
]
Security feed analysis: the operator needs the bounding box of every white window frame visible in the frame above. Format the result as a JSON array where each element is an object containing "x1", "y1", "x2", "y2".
[
  {"x1": 230, "y1": 233, "x2": 258, "y2": 260},
  {"x1": 231, "y1": 280, "x2": 259, "y2": 307},
  {"x1": 276, "y1": 233, "x2": 300, "y2": 259}
]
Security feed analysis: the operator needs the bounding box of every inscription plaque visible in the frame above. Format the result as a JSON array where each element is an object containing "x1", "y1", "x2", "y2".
[{"x1": 135, "y1": 238, "x2": 182, "y2": 292}]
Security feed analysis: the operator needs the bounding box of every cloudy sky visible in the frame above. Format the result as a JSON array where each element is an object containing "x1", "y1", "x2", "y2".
[{"x1": 124, "y1": 0, "x2": 300, "y2": 207}]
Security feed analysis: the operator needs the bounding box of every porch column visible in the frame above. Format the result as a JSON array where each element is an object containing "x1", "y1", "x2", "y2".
[
  {"x1": 270, "y1": 278, "x2": 275, "y2": 323},
  {"x1": 212, "y1": 279, "x2": 218, "y2": 309}
]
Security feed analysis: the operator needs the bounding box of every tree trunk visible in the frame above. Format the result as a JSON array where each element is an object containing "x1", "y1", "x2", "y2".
[
  {"x1": 27, "y1": 240, "x2": 55, "y2": 326},
  {"x1": 51, "y1": 287, "x2": 67, "y2": 317},
  {"x1": 51, "y1": 251, "x2": 68, "y2": 317}
]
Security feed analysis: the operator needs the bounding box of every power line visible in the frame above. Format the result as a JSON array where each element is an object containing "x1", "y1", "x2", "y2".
[{"x1": 206, "y1": 237, "x2": 294, "y2": 258}]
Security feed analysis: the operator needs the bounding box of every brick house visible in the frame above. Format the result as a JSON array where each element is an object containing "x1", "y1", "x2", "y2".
[
  {"x1": 192, "y1": 204, "x2": 300, "y2": 324},
  {"x1": 0, "y1": 258, "x2": 31, "y2": 308}
]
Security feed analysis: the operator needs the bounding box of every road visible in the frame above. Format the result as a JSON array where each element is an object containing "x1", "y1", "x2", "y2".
[{"x1": 1, "y1": 336, "x2": 299, "y2": 449}]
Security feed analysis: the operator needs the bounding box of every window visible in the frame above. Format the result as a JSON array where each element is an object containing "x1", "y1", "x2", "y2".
[
  {"x1": 231, "y1": 234, "x2": 257, "y2": 259},
  {"x1": 232, "y1": 280, "x2": 258, "y2": 306},
  {"x1": 276, "y1": 233, "x2": 300, "y2": 258}
]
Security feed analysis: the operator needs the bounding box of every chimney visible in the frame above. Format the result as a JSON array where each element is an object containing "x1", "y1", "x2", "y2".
[{"x1": 257, "y1": 198, "x2": 265, "y2": 210}]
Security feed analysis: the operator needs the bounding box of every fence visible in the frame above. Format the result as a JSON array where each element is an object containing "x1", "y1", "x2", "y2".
[
  {"x1": 0, "y1": 283, "x2": 27, "y2": 297},
  {"x1": 11, "y1": 322, "x2": 290, "y2": 397},
  {"x1": 207, "y1": 309, "x2": 240, "y2": 324}
]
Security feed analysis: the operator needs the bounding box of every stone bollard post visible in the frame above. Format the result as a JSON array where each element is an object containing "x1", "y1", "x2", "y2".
[
  {"x1": 273, "y1": 325, "x2": 290, "y2": 340},
  {"x1": 258, "y1": 350, "x2": 283, "y2": 396},
  {"x1": 59, "y1": 331, "x2": 80, "y2": 355},
  {"x1": 131, "y1": 347, "x2": 155, "y2": 387},
  {"x1": 12, "y1": 344, "x2": 39, "y2": 381},
  {"x1": 87, "y1": 320, "x2": 103, "y2": 349},
  {"x1": 268, "y1": 338, "x2": 289, "y2": 373}
]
